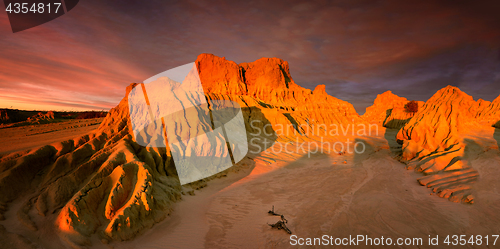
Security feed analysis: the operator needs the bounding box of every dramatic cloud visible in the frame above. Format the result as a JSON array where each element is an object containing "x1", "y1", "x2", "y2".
[{"x1": 1, "y1": 0, "x2": 499, "y2": 112}]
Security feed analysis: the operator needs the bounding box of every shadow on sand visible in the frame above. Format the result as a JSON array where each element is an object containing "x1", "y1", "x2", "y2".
[
  {"x1": 380, "y1": 109, "x2": 409, "y2": 155},
  {"x1": 381, "y1": 107, "x2": 414, "y2": 129},
  {"x1": 354, "y1": 138, "x2": 376, "y2": 167},
  {"x1": 182, "y1": 106, "x2": 278, "y2": 189},
  {"x1": 383, "y1": 125, "x2": 404, "y2": 156},
  {"x1": 382, "y1": 109, "x2": 392, "y2": 125},
  {"x1": 283, "y1": 151, "x2": 330, "y2": 170},
  {"x1": 463, "y1": 138, "x2": 484, "y2": 161}
]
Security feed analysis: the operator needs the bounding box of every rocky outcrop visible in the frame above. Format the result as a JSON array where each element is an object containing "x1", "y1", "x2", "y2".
[
  {"x1": 26, "y1": 111, "x2": 55, "y2": 122},
  {"x1": 363, "y1": 91, "x2": 408, "y2": 124},
  {"x1": 5, "y1": 53, "x2": 496, "y2": 248},
  {"x1": 476, "y1": 95, "x2": 500, "y2": 127},
  {"x1": 0, "y1": 109, "x2": 51, "y2": 124},
  {"x1": 198, "y1": 54, "x2": 314, "y2": 107},
  {"x1": 54, "y1": 84, "x2": 184, "y2": 244},
  {"x1": 362, "y1": 91, "x2": 424, "y2": 129},
  {"x1": 396, "y1": 86, "x2": 480, "y2": 203},
  {"x1": 383, "y1": 101, "x2": 424, "y2": 129},
  {"x1": 0, "y1": 84, "x2": 183, "y2": 247},
  {"x1": 0, "y1": 54, "x2": 362, "y2": 247},
  {"x1": 198, "y1": 54, "x2": 363, "y2": 136}
]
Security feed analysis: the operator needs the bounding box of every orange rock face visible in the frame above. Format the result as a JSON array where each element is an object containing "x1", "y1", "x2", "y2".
[
  {"x1": 0, "y1": 55, "x2": 495, "y2": 247},
  {"x1": 197, "y1": 54, "x2": 363, "y2": 135},
  {"x1": 476, "y1": 95, "x2": 500, "y2": 127},
  {"x1": 363, "y1": 91, "x2": 408, "y2": 123},
  {"x1": 397, "y1": 86, "x2": 478, "y2": 152},
  {"x1": 197, "y1": 54, "x2": 359, "y2": 112},
  {"x1": 362, "y1": 91, "x2": 424, "y2": 129},
  {"x1": 26, "y1": 111, "x2": 55, "y2": 122},
  {"x1": 383, "y1": 101, "x2": 424, "y2": 129},
  {"x1": 396, "y1": 86, "x2": 481, "y2": 203},
  {"x1": 196, "y1": 54, "x2": 247, "y2": 96},
  {"x1": 197, "y1": 54, "x2": 311, "y2": 106}
]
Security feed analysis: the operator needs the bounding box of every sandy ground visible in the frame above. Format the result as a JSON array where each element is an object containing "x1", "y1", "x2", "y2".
[
  {"x1": 1, "y1": 125, "x2": 499, "y2": 249},
  {"x1": 95, "y1": 128, "x2": 500, "y2": 249},
  {"x1": 0, "y1": 118, "x2": 103, "y2": 155}
]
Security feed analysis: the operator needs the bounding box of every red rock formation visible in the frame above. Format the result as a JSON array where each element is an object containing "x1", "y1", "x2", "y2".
[
  {"x1": 0, "y1": 55, "x2": 498, "y2": 248},
  {"x1": 362, "y1": 91, "x2": 424, "y2": 129},
  {"x1": 196, "y1": 54, "x2": 247, "y2": 95},
  {"x1": 397, "y1": 86, "x2": 478, "y2": 153},
  {"x1": 0, "y1": 54, "x2": 363, "y2": 247},
  {"x1": 396, "y1": 86, "x2": 480, "y2": 203},
  {"x1": 27, "y1": 111, "x2": 55, "y2": 122},
  {"x1": 197, "y1": 54, "x2": 363, "y2": 135},
  {"x1": 476, "y1": 95, "x2": 500, "y2": 127},
  {"x1": 383, "y1": 101, "x2": 424, "y2": 129},
  {"x1": 197, "y1": 54, "x2": 357, "y2": 108},
  {"x1": 197, "y1": 54, "x2": 313, "y2": 106},
  {"x1": 363, "y1": 91, "x2": 408, "y2": 123}
]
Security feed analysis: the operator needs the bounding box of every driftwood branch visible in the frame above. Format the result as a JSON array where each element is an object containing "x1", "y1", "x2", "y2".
[
  {"x1": 268, "y1": 205, "x2": 282, "y2": 216},
  {"x1": 267, "y1": 206, "x2": 292, "y2": 234}
]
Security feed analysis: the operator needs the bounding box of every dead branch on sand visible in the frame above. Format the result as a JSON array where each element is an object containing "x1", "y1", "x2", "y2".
[
  {"x1": 267, "y1": 206, "x2": 292, "y2": 234},
  {"x1": 268, "y1": 205, "x2": 282, "y2": 216}
]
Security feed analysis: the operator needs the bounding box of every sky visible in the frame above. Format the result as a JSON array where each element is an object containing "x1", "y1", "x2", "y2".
[{"x1": 1, "y1": 0, "x2": 499, "y2": 113}]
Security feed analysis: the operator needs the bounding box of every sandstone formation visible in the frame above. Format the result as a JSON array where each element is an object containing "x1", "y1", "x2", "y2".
[
  {"x1": 26, "y1": 111, "x2": 55, "y2": 122},
  {"x1": 363, "y1": 91, "x2": 408, "y2": 123},
  {"x1": 396, "y1": 86, "x2": 480, "y2": 203},
  {"x1": 0, "y1": 109, "x2": 51, "y2": 124},
  {"x1": 0, "y1": 110, "x2": 106, "y2": 128},
  {"x1": 197, "y1": 54, "x2": 363, "y2": 137},
  {"x1": 0, "y1": 84, "x2": 183, "y2": 247},
  {"x1": 198, "y1": 54, "x2": 362, "y2": 121},
  {"x1": 0, "y1": 53, "x2": 495, "y2": 247},
  {"x1": 383, "y1": 101, "x2": 424, "y2": 129},
  {"x1": 0, "y1": 54, "x2": 361, "y2": 247},
  {"x1": 476, "y1": 95, "x2": 500, "y2": 127},
  {"x1": 362, "y1": 91, "x2": 424, "y2": 129}
]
